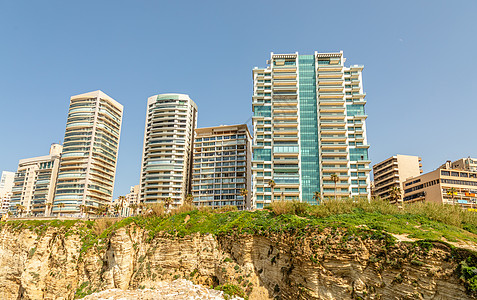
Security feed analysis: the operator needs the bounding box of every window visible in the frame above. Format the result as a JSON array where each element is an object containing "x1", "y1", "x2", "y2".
[{"x1": 346, "y1": 104, "x2": 365, "y2": 116}]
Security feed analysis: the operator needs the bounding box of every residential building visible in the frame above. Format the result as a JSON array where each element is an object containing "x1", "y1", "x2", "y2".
[
  {"x1": 447, "y1": 157, "x2": 477, "y2": 172},
  {"x1": 140, "y1": 93, "x2": 198, "y2": 207},
  {"x1": 403, "y1": 163, "x2": 477, "y2": 210},
  {"x1": 372, "y1": 155, "x2": 422, "y2": 203},
  {"x1": 9, "y1": 144, "x2": 62, "y2": 216},
  {"x1": 121, "y1": 185, "x2": 139, "y2": 216},
  {"x1": 53, "y1": 90, "x2": 123, "y2": 215},
  {"x1": 252, "y1": 52, "x2": 371, "y2": 208},
  {"x1": 0, "y1": 171, "x2": 15, "y2": 215},
  {"x1": 192, "y1": 124, "x2": 252, "y2": 210}
]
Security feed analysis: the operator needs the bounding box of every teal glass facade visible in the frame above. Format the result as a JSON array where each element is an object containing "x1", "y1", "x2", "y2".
[{"x1": 298, "y1": 55, "x2": 320, "y2": 204}]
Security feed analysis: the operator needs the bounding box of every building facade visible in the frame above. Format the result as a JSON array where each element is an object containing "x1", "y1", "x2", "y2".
[
  {"x1": 192, "y1": 124, "x2": 252, "y2": 210},
  {"x1": 0, "y1": 171, "x2": 15, "y2": 215},
  {"x1": 9, "y1": 144, "x2": 62, "y2": 216},
  {"x1": 140, "y1": 94, "x2": 198, "y2": 207},
  {"x1": 403, "y1": 163, "x2": 477, "y2": 209},
  {"x1": 53, "y1": 90, "x2": 123, "y2": 215},
  {"x1": 448, "y1": 158, "x2": 477, "y2": 172},
  {"x1": 252, "y1": 52, "x2": 371, "y2": 208},
  {"x1": 372, "y1": 155, "x2": 422, "y2": 202}
]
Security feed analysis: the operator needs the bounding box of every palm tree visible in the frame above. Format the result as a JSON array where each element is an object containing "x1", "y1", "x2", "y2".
[
  {"x1": 447, "y1": 187, "x2": 458, "y2": 205},
  {"x1": 330, "y1": 174, "x2": 339, "y2": 201},
  {"x1": 240, "y1": 189, "x2": 248, "y2": 208},
  {"x1": 389, "y1": 186, "x2": 402, "y2": 206},
  {"x1": 164, "y1": 197, "x2": 173, "y2": 211},
  {"x1": 79, "y1": 204, "x2": 86, "y2": 218},
  {"x1": 57, "y1": 203, "x2": 65, "y2": 216},
  {"x1": 129, "y1": 203, "x2": 138, "y2": 216},
  {"x1": 184, "y1": 194, "x2": 194, "y2": 206},
  {"x1": 118, "y1": 196, "x2": 126, "y2": 217},
  {"x1": 113, "y1": 204, "x2": 120, "y2": 216},
  {"x1": 45, "y1": 202, "x2": 52, "y2": 216},
  {"x1": 313, "y1": 191, "x2": 321, "y2": 205},
  {"x1": 15, "y1": 204, "x2": 25, "y2": 217},
  {"x1": 268, "y1": 180, "x2": 276, "y2": 204}
]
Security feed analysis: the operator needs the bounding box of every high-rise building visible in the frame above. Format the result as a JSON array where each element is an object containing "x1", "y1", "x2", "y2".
[
  {"x1": 10, "y1": 144, "x2": 62, "y2": 216},
  {"x1": 0, "y1": 171, "x2": 15, "y2": 215},
  {"x1": 53, "y1": 90, "x2": 123, "y2": 215},
  {"x1": 372, "y1": 155, "x2": 423, "y2": 203},
  {"x1": 140, "y1": 93, "x2": 198, "y2": 207},
  {"x1": 192, "y1": 124, "x2": 252, "y2": 210},
  {"x1": 252, "y1": 52, "x2": 371, "y2": 208}
]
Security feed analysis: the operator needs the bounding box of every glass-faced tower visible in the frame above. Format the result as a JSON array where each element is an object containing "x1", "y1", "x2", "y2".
[{"x1": 252, "y1": 52, "x2": 370, "y2": 208}]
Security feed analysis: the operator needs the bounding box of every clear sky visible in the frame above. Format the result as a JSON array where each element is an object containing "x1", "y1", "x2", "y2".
[{"x1": 1, "y1": 1, "x2": 476, "y2": 198}]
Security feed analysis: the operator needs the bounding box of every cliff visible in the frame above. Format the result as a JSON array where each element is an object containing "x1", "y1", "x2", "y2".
[{"x1": 1, "y1": 202, "x2": 477, "y2": 299}]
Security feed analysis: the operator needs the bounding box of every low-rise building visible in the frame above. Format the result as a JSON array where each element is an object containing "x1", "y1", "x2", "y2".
[
  {"x1": 403, "y1": 162, "x2": 477, "y2": 209},
  {"x1": 447, "y1": 157, "x2": 477, "y2": 172},
  {"x1": 10, "y1": 144, "x2": 62, "y2": 216},
  {"x1": 372, "y1": 155, "x2": 422, "y2": 203},
  {"x1": 192, "y1": 124, "x2": 252, "y2": 210}
]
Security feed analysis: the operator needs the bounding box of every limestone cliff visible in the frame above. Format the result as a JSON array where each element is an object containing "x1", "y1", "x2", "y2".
[{"x1": 0, "y1": 219, "x2": 476, "y2": 299}]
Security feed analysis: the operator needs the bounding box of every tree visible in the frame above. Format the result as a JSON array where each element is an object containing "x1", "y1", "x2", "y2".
[
  {"x1": 118, "y1": 196, "x2": 126, "y2": 217},
  {"x1": 15, "y1": 204, "x2": 25, "y2": 217},
  {"x1": 79, "y1": 204, "x2": 86, "y2": 218},
  {"x1": 389, "y1": 186, "x2": 402, "y2": 207},
  {"x1": 57, "y1": 203, "x2": 65, "y2": 216},
  {"x1": 240, "y1": 189, "x2": 248, "y2": 208},
  {"x1": 164, "y1": 197, "x2": 173, "y2": 211},
  {"x1": 45, "y1": 202, "x2": 52, "y2": 216},
  {"x1": 330, "y1": 174, "x2": 339, "y2": 201},
  {"x1": 313, "y1": 191, "x2": 321, "y2": 205},
  {"x1": 447, "y1": 187, "x2": 458, "y2": 205},
  {"x1": 129, "y1": 203, "x2": 138, "y2": 216},
  {"x1": 184, "y1": 194, "x2": 194, "y2": 206},
  {"x1": 113, "y1": 204, "x2": 121, "y2": 216},
  {"x1": 268, "y1": 180, "x2": 276, "y2": 204}
]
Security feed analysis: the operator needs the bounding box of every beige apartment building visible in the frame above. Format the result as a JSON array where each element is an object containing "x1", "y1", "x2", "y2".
[
  {"x1": 192, "y1": 124, "x2": 252, "y2": 210},
  {"x1": 10, "y1": 144, "x2": 62, "y2": 216},
  {"x1": 446, "y1": 157, "x2": 477, "y2": 172},
  {"x1": 372, "y1": 155, "x2": 422, "y2": 202},
  {"x1": 403, "y1": 161, "x2": 477, "y2": 209},
  {"x1": 252, "y1": 51, "x2": 371, "y2": 208},
  {"x1": 140, "y1": 93, "x2": 198, "y2": 207},
  {"x1": 53, "y1": 90, "x2": 123, "y2": 216}
]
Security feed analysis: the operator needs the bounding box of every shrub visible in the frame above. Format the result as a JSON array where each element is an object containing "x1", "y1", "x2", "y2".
[
  {"x1": 93, "y1": 218, "x2": 118, "y2": 236},
  {"x1": 217, "y1": 205, "x2": 238, "y2": 213},
  {"x1": 215, "y1": 284, "x2": 245, "y2": 298}
]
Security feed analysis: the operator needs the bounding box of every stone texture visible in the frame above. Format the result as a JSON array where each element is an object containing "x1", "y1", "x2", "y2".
[{"x1": 0, "y1": 224, "x2": 475, "y2": 299}]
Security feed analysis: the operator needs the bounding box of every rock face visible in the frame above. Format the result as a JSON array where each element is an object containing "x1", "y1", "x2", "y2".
[
  {"x1": 81, "y1": 279, "x2": 243, "y2": 300},
  {"x1": 0, "y1": 223, "x2": 474, "y2": 299}
]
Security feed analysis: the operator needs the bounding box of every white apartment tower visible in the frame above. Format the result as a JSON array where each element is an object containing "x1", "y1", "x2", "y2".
[
  {"x1": 0, "y1": 171, "x2": 15, "y2": 215},
  {"x1": 140, "y1": 93, "x2": 198, "y2": 207},
  {"x1": 53, "y1": 91, "x2": 123, "y2": 215},
  {"x1": 252, "y1": 52, "x2": 371, "y2": 208},
  {"x1": 192, "y1": 124, "x2": 252, "y2": 210},
  {"x1": 10, "y1": 144, "x2": 62, "y2": 216}
]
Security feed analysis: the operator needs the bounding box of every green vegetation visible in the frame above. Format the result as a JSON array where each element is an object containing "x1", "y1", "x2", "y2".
[
  {"x1": 215, "y1": 283, "x2": 246, "y2": 299},
  {"x1": 74, "y1": 281, "x2": 97, "y2": 299}
]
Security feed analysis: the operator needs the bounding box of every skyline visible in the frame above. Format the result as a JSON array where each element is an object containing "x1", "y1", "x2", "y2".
[{"x1": 1, "y1": 1, "x2": 476, "y2": 199}]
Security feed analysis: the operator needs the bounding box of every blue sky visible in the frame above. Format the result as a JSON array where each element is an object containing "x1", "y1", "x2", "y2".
[{"x1": 0, "y1": 1, "x2": 476, "y2": 198}]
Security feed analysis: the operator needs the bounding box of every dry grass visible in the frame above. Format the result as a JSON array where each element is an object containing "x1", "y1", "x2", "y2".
[
  {"x1": 267, "y1": 197, "x2": 477, "y2": 232},
  {"x1": 217, "y1": 205, "x2": 238, "y2": 213},
  {"x1": 93, "y1": 218, "x2": 120, "y2": 236}
]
